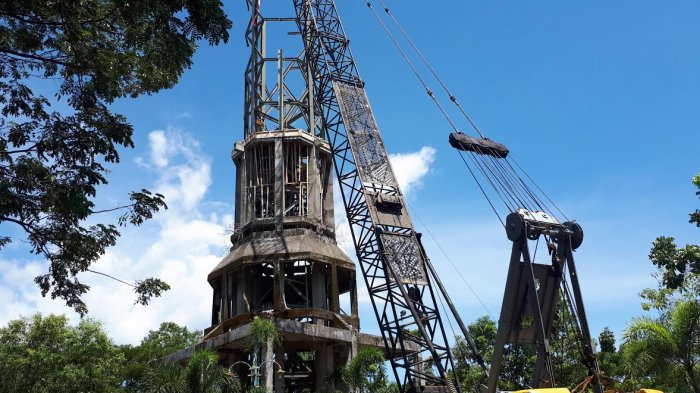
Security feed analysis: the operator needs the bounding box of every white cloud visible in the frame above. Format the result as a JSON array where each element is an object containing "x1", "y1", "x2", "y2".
[
  {"x1": 149, "y1": 129, "x2": 211, "y2": 213},
  {"x1": 333, "y1": 145, "x2": 437, "y2": 258},
  {"x1": 149, "y1": 130, "x2": 169, "y2": 168},
  {"x1": 0, "y1": 259, "x2": 72, "y2": 324},
  {"x1": 389, "y1": 146, "x2": 436, "y2": 195},
  {"x1": 333, "y1": 146, "x2": 437, "y2": 304},
  {"x1": 0, "y1": 128, "x2": 228, "y2": 344}
]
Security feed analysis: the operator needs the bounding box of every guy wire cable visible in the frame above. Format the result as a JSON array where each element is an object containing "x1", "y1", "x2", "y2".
[
  {"x1": 366, "y1": 1, "x2": 460, "y2": 134},
  {"x1": 463, "y1": 149, "x2": 515, "y2": 215},
  {"x1": 376, "y1": 0, "x2": 485, "y2": 138},
  {"x1": 407, "y1": 198, "x2": 494, "y2": 317}
]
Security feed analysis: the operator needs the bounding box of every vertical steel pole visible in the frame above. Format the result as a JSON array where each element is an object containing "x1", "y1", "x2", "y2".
[{"x1": 278, "y1": 49, "x2": 284, "y2": 130}]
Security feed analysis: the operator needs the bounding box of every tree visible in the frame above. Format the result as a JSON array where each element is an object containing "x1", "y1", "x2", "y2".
[
  {"x1": 599, "y1": 327, "x2": 616, "y2": 354},
  {"x1": 143, "y1": 349, "x2": 241, "y2": 393},
  {"x1": 345, "y1": 347, "x2": 393, "y2": 393},
  {"x1": 642, "y1": 174, "x2": 700, "y2": 311},
  {"x1": 596, "y1": 327, "x2": 625, "y2": 387},
  {"x1": 0, "y1": 313, "x2": 124, "y2": 392},
  {"x1": 122, "y1": 322, "x2": 201, "y2": 391},
  {"x1": 623, "y1": 299, "x2": 700, "y2": 393},
  {"x1": 0, "y1": 0, "x2": 232, "y2": 315},
  {"x1": 452, "y1": 316, "x2": 496, "y2": 393}
]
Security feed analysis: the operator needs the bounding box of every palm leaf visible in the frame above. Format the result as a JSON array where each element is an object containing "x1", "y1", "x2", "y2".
[{"x1": 143, "y1": 361, "x2": 187, "y2": 393}]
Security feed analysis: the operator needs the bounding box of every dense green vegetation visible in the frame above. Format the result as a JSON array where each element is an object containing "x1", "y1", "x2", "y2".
[
  {"x1": 0, "y1": 0, "x2": 231, "y2": 315},
  {"x1": 0, "y1": 314, "x2": 124, "y2": 392},
  {"x1": 143, "y1": 350, "x2": 242, "y2": 393},
  {"x1": 0, "y1": 315, "x2": 203, "y2": 392},
  {"x1": 321, "y1": 347, "x2": 397, "y2": 393}
]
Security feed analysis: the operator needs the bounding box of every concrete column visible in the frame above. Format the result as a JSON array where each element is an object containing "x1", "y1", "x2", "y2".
[
  {"x1": 264, "y1": 337, "x2": 274, "y2": 390},
  {"x1": 416, "y1": 353, "x2": 426, "y2": 389},
  {"x1": 211, "y1": 278, "x2": 222, "y2": 325},
  {"x1": 330, "y1": 264, "x2": 340, "y2": 314},
  {"x1": 221, "y1": 272, "x2": 229, "y2": 320},
  {"x1": 322, "y1": 154, "x2": 335, "y2": 227},
  {"x1": 351, "y1": 272, "x2": 359, "y2": 328},
  {"x1": 274, "y1": 261, "x2": 285, "y2": 310},
  {"x1": 312, "y1": 263, "x2": 327, "y2": 315},
  {"x1": 348, "y1": 331, "x2": 358, "y2": 366},
  {"x1": 274, "y1": 347, "x2": 285, "y2": 393},
  {"x1": 314, "y1": 343, "x2": 334, "y2": 392},
  {"x1": 234, "y1": 154, "x2": 242, "y2": 227},
  {"x1": 240, "y1": 149, "x2": 250, "y2": 225},
  {"x1": 307, "y1": 143, "x2": 322, "y2": 222},
  {"x1": 236, "y1": 269, "x2": 249, "y2": 315}
]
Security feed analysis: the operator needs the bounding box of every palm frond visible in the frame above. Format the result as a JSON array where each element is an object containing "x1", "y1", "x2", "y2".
[
  {"x1": 623, "y1": 317, "x2": 675, "y2": 376},
  {"x1": 142, "y1": 361, "x2": 187, "y2": 393}
]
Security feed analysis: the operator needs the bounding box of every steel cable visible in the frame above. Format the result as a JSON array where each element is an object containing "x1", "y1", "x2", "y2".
[
  {"x1": 457, "y1": 150, "x2": 505, "y2": 227},
  {"x1": 507, "y1": 156, "x2": 570, "y2": 222},
  {"x1": 366, "y1": 2, "x2": 460, "y2": 133},
  {"x1": 464, "y1": 150, "x2": 516, "y2": 213},
  {"x1": 375, "y1": 0, "x2": 485, "y2": 138},
  {"x1": 407, "y1": 199, "x2": 494, "y2": 317}
]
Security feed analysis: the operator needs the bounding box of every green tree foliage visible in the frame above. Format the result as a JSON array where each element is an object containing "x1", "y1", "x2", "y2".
[
  {"x1": 143, "y1": 350, "x2": 241, "y2": 393},
  {"x1": 247, "y1": 317, "x2": 282, "y2": 351},
  {"x1": 0, "y1": 0, "x2": 231, "y2": 315},
  {"x1": 451, "y1": 316, "x2": 536, "y2": 392},
  {"x1": 345, "y1": 347, "x2": 392, "y2": 393},
  {"x1": 454, "y1": 303, "x2": 594, "y2": 393},
  {"x1": 322, "y1": 347, "x2": 397, "y2": 393},
  {"x1": 452, "y1": 316, "x2": 495, "y2": 393},
  {"x1": 623, "y1": 300, "x2": 700, "y2": 393},
  {"x1": 642, "y1": 174, "x2": 700, "y2": 311},
  {"x1": 121, "y1": 322, "x2": 201, "y2": 391},
  {"x1": 616, "y1": 173, "x2": 700, "y2": 393},
  {"x1": 0, "y1": 313, "x2": 125, "y2": 392},
  {"x1": 596, "y1": 327, "x2": 624, "y2": 385},
  {"x1": 599, "y1": 327, "x2": 616, "y2": 353},
  {"x1": 548, "y1": 300, "x2": 589, "y2": 389}
]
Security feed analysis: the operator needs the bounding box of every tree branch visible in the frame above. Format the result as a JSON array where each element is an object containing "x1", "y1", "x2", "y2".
[
  {"x1": 91, "y1": 203, "x2": 136, "y2": 215},
  {"x1": 0, "y1": 11, "x2": 64, "y2": 27},
  {"x1": 0, "y1": 48, "x2": 67, "y2": 66},
  {"x1": 86, "y1": 269, "x2": 136, "y2": 288},
  {"x1": 5, "y1": 144, "x2": 38, "y2": 154},
  {"x1": 1, "y1": 215, "x2": 38, "y2": 233}
]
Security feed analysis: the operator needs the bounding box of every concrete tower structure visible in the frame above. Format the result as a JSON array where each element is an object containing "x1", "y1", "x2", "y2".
[{"x1": 166, "y1": 2, "x2": 387, "y2": 392}]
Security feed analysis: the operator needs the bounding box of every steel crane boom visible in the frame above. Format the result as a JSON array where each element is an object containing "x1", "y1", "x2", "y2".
[{"x1": 292, "y1": 1, "x2": 482, "y2": 391}]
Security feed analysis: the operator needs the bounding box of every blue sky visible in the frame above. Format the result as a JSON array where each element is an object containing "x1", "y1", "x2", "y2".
[{"x1": 2, "y1": 0, "x2": 699, "y2": 351}]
